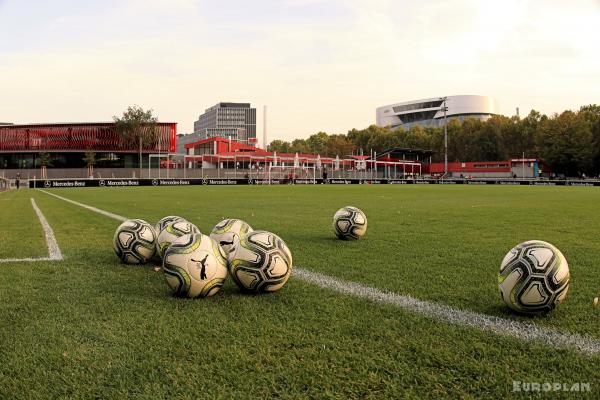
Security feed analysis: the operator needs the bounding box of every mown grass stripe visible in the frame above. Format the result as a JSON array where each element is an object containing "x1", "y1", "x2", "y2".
[{"x1": 37, "y1": 189, "x2": 600, "y2": 356}]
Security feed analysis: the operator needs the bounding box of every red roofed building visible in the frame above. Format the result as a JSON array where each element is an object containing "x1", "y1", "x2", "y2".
[{"x1": 425, "y1": 159, "x2": 545, "y2": 178}]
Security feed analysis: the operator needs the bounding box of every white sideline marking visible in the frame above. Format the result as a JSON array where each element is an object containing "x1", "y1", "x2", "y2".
[
  {"x1": 31, "y1": 198, "x2": 63, "y2": 260},
  {"x1": 0, "y1": 257, "x2": 57, "y2": 263},
  {"x1": 39, "y1": 190, "x2": 127, "y2": 222},
  {"x1": 293, "y1": 268, "x2": 600, "y2": 356},
  {"x1": 0, "y1": 198, "x2": 64, "y2": 263},
  {"x1": 37, "y1": 189, "x2": 600, "y2": 356}
]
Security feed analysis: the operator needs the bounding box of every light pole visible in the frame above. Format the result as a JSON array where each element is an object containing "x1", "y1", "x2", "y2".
[{"x1": 440, "y1": 97, "x2": 448, "y2": 177}]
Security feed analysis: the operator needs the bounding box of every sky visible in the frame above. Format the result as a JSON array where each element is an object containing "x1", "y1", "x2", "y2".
[{"x1": 1, "y1": 0, "x2": 599, "y2": 145}]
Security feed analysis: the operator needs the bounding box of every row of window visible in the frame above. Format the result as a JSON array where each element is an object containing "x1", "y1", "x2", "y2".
[
  {"x1": 0, "y1": 153, "x2": 142, "y2": 169},
  {"x1": 392, "y1": 100, "x2": 443, "y2": 114},
  {"x1": 399, "y1": 110, "x2": 439, "y2": 124},
  {"x1": 472, "y1": 163, "x2": 509, "y2": 169}
]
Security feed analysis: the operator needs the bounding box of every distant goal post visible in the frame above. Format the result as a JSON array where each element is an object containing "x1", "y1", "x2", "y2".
[{"x1": 0, "y1": 177, "x2": 10, "y2": 192}]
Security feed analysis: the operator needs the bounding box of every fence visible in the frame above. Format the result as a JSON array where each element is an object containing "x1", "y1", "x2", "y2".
[{"x1": 1, "y1": 162, "x2": 422, "y2": 181}]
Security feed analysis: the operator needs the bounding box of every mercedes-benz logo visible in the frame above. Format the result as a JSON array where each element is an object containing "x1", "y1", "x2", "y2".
[
  {"x1": 201, "y1": 179, "x2": 208, "y2": 185},
  {"x1": 44, "y1": 180, "x2": 51, "y2": 188},
  {"x1": 247, "y1": 179, "x2": 253, "y2": 185},
  {"x1": 152, "y1": 180, "x2": 158, "y2": 186},
  {"x1": 99, "y1": 180, "x2": 105, "y2": 187}
]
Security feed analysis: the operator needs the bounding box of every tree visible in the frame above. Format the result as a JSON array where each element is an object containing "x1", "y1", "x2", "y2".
[
  {"x1": 83, "y1": 150, "x2": 96, "y2": 167},
  {"x1": 290, "y1": 138, "x2": 310, "y2": 154},
  {"x1": 536, "y1": 111, "x2": 593, "y2": 176},
  {"x1": 579, "y1": 105, "x2": 600, "y2": 175},
  {"x1": 39, "y1": 152, "x2": 53, "y2": 167},
  {"x1": 327, "y1": 134, "x2": 354, "y2": 158},
  {"x1": 38, "y1": 152, "x2": 52, "y2": 179},
  {"x1": 267, "y1": 140, "x2": 291, "y2": 153},
  {"x1": 114, "y1": 106, "x2": 158, "y2": 178},
  {"x1": 83, "y1": 150, "x2": 96, "y2": 178},
  {"x1": 402, "y1": 125, "x2": 432, "y2": 150},
  {"x1": 306, "y1": 132, "x2": 329, "y2": 155}
]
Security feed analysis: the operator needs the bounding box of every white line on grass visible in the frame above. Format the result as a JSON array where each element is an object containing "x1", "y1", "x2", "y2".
[
  {"x1": 38, "y1": 189, "x2": 600, "y2": 356},
  {"x1": 0, "y1": 198, "x2": 64, "y2": 263},
  {"x1": 293, "y1": 268, "x2": 600, "y2": 357},
  {"x1": 39, "y1": 190, "x2": 127, "y2": 222},
  {"x1": 31, "y1": 198, "x2": 63, "y2": 260}
]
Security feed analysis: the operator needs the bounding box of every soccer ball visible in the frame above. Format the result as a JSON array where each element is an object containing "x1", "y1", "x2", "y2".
[
  {"x1": 209, "y1": 218, "x2": 254, "y2": 255},
  {"x1": 163, "y1": 233, "x2": 228, "y2": 298},
  {"x1": 498, "y1": 240, "x2": 570, "y2": 313},
  {"x1": 228, "y1": 230, "x2": 293, "y2": 293},
  {"x1": 333, "y1": 206, "x2": 367, "y2": 240},
  {"x1": 155, "y1": 215, "x2": 184, "y2": 235},
  {"x1": 157, "y1": 220, "x2": 201, "y2": 259},
  {"x1": 113, "y1": 219, "x2": 157, "y2": 264}
]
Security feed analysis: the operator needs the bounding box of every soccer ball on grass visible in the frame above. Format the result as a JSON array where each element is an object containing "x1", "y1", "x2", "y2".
[
  {"x1": 113, "y1": 219, "x2": 157, "y2": 264},
  {"x1": 210, "y1": 218, "x2": 254, "y2": 255},
  {"x1": 157, "y1": 220, "x2": 201, "y2": 259},
  {"x1": 498, "y1": 240, "x2": 570, "y2": 313},
  {"x1": 333, "y1": 206, "x2": 367, "y2": 240},
  {"x1": 228, "y1": 230, "x2": 293, "y2": 293},
  {"x1": 155, "y1": 215, "x2": 184, "y2": 235},
  {"x1": 163, "y1": 233, "x2": 228, "y2": 298}
]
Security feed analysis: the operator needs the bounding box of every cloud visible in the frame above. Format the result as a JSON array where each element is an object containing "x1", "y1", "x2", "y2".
[{"x1": 0, "y1": 0, "x2": 599, "y2": 141}]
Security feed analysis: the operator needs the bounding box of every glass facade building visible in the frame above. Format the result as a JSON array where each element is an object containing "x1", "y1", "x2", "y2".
[{"x1": 193, "y1": 103, "x2": 256, "y2": 142}]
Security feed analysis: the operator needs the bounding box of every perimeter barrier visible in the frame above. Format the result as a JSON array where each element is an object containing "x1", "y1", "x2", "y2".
[{"x1": 29, "y1": 178, "x2": 600, "y2": 189}]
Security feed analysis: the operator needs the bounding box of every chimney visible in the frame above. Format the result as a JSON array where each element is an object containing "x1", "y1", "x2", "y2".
[{"x1": 263, "y1": 105, "x2": 267, "y2": 149}]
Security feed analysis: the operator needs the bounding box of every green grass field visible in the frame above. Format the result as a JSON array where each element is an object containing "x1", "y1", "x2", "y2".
[{"x1": 1, "y1": 185, "x2": 599, "y2": 398}]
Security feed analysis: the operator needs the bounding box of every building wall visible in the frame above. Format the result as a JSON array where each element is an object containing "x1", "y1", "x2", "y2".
[
  {"x1": 176, "y1": 133, "x2": 203, "y2": 154},
  {"x1": 193, "y1": 103, "x2": 256, "y2": 140},
  {"x1": 427, "y1": 159, "x2": 540, "y2": 178},
  {"x1": 376, "y1": 95, "x2": 499, "y2": 130},
  {"x1": 449, "y1": 171, "x2": 513, "y2": 178}
]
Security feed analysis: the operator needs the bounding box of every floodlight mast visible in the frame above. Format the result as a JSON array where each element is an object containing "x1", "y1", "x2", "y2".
[{"x1": 440, "y1": 96, "x2": 448, "y2": 177}]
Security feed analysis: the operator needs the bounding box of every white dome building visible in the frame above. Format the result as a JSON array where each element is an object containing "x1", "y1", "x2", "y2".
[{"x1": 376, "y1": 95, "x2": 499, "y2": 130}]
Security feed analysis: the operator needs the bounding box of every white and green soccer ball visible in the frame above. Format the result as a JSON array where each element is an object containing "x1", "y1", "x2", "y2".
[
  {"x1": 228, "y1": 230, "x2": 293, "y2": 293},
  {"x1": 157, "y1": 220, "x2": 201, "y2": 259},
  {"x1": 210, "y1": 218, "x2": 254, "y2": 255},
  {"x1": 155, "y1": 215, "x2": 184, "y2": 235},
  {"x1": 333, "y1": 206, "x2": 367, "y2": 240},
  {"x1": 113, "y1": 219, "x2": 157, "y2": 264},
  {"x1": 498, "y1": 240, "x2": 570, "y2": 314},
  {"x1": 162, "y1": 233, "x2": 228, "y2": 298}
]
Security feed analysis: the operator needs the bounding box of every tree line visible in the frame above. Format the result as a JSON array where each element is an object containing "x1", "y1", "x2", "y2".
[{"x1": 268, "y1": 105, "x2": 600, "y2": 176}]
